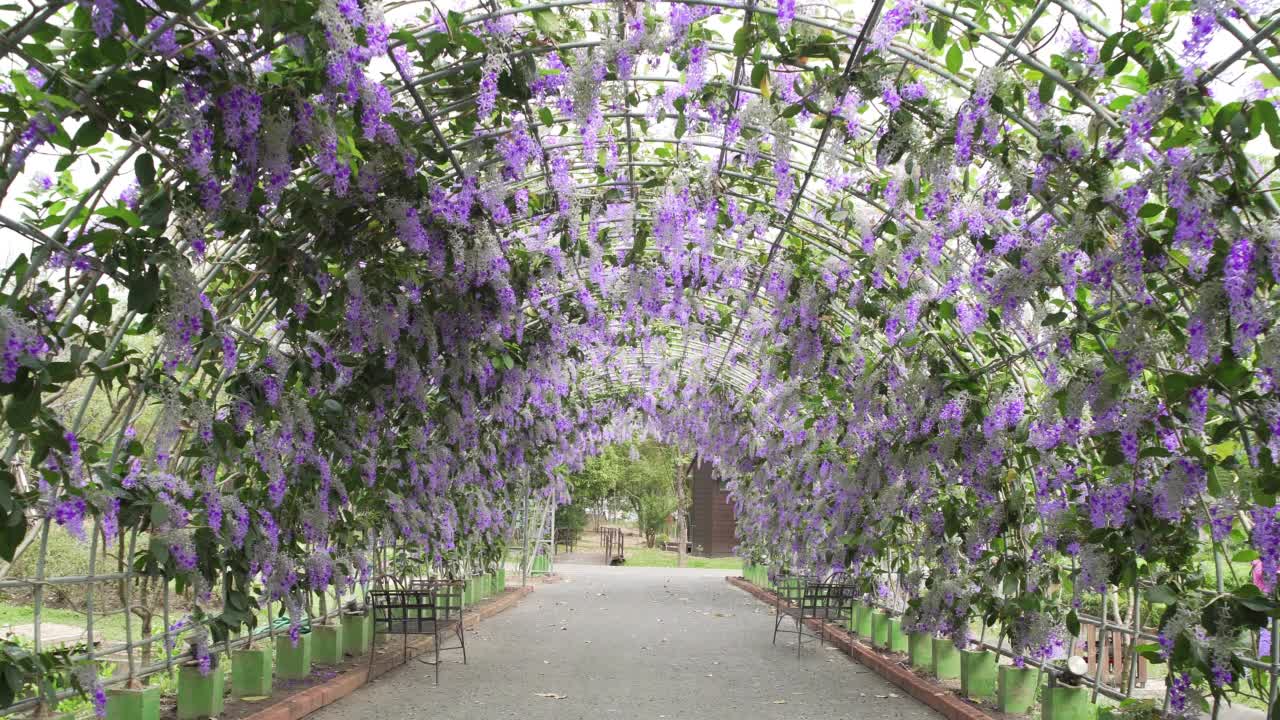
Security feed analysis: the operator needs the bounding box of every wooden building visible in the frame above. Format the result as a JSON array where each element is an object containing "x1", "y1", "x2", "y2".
[{"x1": 687, "y1": 460, "x2": 738, "y2": 556}]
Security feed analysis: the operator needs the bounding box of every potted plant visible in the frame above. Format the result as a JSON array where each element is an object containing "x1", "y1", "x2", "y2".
[
  {"x1": 999, "y1": 610, "x2": 1060, "y2": 714},
  {"x1": 932, "y1": 636, "x2": 962, "y2": 679},
  {"x1": 176, "y1": 634, "x2": 223, "y2": 720},
  {"x1": 871, "y1": 606, "x2": 892, "y2": 649},
  {"x1": 1043, "y1": 657, "x2": 1095, "y2": 720},
  {"x1": 310, "y1": 589, "x2": 345, "y2": 666},
  {"x1": 901, "y1": 611, "x2": 933, "y2": 669},
  {"x1": 275, "y1": 603, "x2": 312, "y2": 681},
  {"x1": 230, "y1": 601, "x2": 272, "y2": 699},
  {"x1": 999, "y1": 661, "x2": 1042, "y2": 714},
  {"x1": 959, "y1": 641, "x2": 998, "y2": 702},
  {"x1": 854, "y1": 601, "x2": 875, "y2": 640},
  {"x1": 342, "y1": 599, "x2": 372, "y2": 657}
]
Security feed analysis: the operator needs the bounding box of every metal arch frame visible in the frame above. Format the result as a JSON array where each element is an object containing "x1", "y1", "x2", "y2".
[{"x1": 0, "y1": 0, "x2": 1277, "y2": 713}]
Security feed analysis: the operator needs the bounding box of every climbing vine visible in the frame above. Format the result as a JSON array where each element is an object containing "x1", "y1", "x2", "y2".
[{"x1": 0, "y1": 0, "x2": 1277, "y2": 714}]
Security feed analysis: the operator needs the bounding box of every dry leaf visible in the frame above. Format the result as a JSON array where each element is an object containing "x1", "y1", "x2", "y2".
[{"x1": 534, "y1": 693, "x2": 567, "y2": 700}]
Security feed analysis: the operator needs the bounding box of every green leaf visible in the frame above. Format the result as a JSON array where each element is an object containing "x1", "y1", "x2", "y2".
[
  {"x1": 0, "y1": 472, "x2": 13, "y2": 514},
  {"x1": 931, "y1": 17, "x2": 950, "y2": 50},
  {"x1": 1214, "y1": 358, "x2": 1250, "y2": 389},
  {"x1": 1253, "y1": 101, "x2": 1280, "y2": 149},
  {"x1": 135, "y1": 153, "x2": 156, "y2": 187},
  {"x1": 1145, "y1": 585, "x2": 1178, "y2": 605},
  {"x1": 946, "y1": 44, "x2": 962, "y2": 75},
  {"x1": 72, "y1": 119, "x2": 107, "y2": 149},
  {"x1": 734, "y1": 25, "x2": 752, "y2": 58},
  {"x1": 127, "y1": 264, "x2": 160, "y2": 313},
  {"x1": 5, "y1": 383, "x2": 40, "y2": 431},
  {"x1": 97, "y1": 205, "x2": 141, "y2": 228},
  {"x1": 532, "y1": 9, "x2": 560, "y2": 35},
  {"x1": 0, "y1": 511, "x2": 26, "y2": 564},
  {"x1": 1038, "y1": 76, "x2": 1055, "y2": 105},
  {"x1": 151, "y1": 503, "x2": 171, "y2": 530}
]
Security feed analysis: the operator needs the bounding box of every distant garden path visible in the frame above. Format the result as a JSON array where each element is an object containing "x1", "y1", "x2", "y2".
[{"x1": 312, "y1": 565, "x2": 942, "y2": 720}]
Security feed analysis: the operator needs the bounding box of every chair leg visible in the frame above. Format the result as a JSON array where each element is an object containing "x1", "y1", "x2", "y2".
[
  {"x1": 772, "y1": 609, "x2": 783, "y2": 645},
  {"x1": 458, "y1": 622, "x2": 467, "y2": 665},
  {"x1": 434, "y1": 631, "x2": 441, "y2": 685}
]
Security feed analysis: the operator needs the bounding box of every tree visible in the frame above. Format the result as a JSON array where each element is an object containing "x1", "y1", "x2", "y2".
[{"x1": 564, "y1": 441, "x2": 680, "y2": 548}]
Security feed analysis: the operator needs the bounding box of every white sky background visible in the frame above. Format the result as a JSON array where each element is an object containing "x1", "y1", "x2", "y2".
[{"x1": 0, "y1": 0, "x2": 1272, "y2": 272}]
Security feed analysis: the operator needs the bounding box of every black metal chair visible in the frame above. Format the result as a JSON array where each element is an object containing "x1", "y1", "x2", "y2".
[
  {"x1": 369, "y1": 579, "x2": 467, "y2": 683},
  {"x1": 772, "y1": 576, "x2": 858, "y2": 655}
]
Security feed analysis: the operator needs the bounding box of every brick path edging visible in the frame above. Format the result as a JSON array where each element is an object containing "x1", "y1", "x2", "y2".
[
  {"x1": 726, "y1": 577, "x2": 996, "y2": 720},
  {"x1": 245, "y1": 585, "x2": 535, "y2": 720}
]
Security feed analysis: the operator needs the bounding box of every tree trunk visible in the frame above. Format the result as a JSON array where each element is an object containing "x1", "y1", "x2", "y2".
[{"x1": 675, "y1": 460, "x2": 688, "y2": 568}]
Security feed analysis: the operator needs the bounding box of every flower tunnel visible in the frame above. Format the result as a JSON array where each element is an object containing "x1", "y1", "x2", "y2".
[{"x1": 0, "y1": 0, "x2": 1278, "y2": 715}]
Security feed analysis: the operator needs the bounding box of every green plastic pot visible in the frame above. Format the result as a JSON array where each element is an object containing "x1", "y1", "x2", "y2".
[
  {"x1": 312, "y1": 624, "x2": 344, "y2": 665},
  {"x1": 342, "y1": 611, "x2": 371, "y2": 656},
  {"x1": 908, "y1": 632, "x2": 933, "y2": 670},
  {"x1": 531, "y1": 553, "x2": 551, "y2": 574},
  {"x1": 231, "y1": 646, "x2": 272, "y2": 699},
  {"x1": 1043, "y1": 685, "x2": 1095, "y2": 720},
  {"x1": 854, "y1": 604, "x2": 874, "y2": 639},
  {"x1": 176, "y1": 664, "x2": 225, "y2": 720},
  {"x1": 960, "y1": 648, "x2": 998, "y2": 701},
  {"x1": 888, "y1": 618, "x2": 908, "y2": 653},
  {"x1": 999, "y1": 665, "x2": 1040, "y2": 714},
  {"x1": 106, "y1": 686, "x2": 161, "y2": 720},
  {"x1": 871, "y1": 610, "x2": 891, "y2": 649},
  {"x1": 275, "y1": 632, "x2": 312, "y2": 680},
  {"x1": 932, "y1": 637, "x2": 961, "y2": 679}
]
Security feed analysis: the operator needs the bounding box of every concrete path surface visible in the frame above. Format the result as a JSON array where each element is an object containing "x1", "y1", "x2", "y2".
[{"x1": 312, "y1": 565, "x2": 941, "y2": 720}]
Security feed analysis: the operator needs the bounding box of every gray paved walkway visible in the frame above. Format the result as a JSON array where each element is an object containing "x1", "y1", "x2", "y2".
[{"x1": 313, "y1": 565, "x2": 942, "y2": 720}]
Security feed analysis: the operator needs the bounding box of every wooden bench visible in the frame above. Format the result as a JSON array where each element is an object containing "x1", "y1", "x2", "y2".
[
  {"x1": 1080, "y1": 620, "x2": 1149, "y2": 688},
  {"x1": 554, "y1": 527, "x2": 580, "y2": 554}
]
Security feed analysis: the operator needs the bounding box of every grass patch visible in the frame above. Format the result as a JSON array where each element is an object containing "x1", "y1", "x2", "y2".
[
  {"x1": 620, "y1": 546, "x2": 742, "y2": 570},
  {"x1": 0, "y1": 603, "x2": 130, "y2": 643}
]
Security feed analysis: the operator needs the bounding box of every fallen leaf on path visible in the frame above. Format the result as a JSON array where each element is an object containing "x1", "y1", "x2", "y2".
[
  {"x1": 772, "y1": 700, "x2": 787, "y2": 704},
  {"x1": 534, "y1": 693, "x2": 567, "y2": 700}
]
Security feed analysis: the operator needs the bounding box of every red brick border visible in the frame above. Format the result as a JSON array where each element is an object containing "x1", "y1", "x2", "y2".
[
  {"x1": 726, "y1": 577, "x2": 996, "y2": 720},
  {"x1": 244, "y1": 585, "x2": 535, "y2": 720}
]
